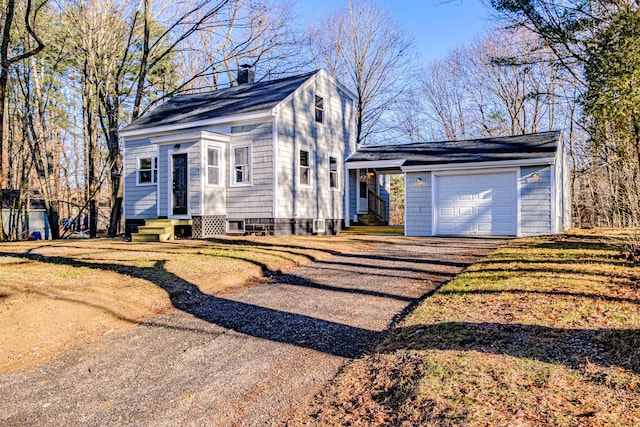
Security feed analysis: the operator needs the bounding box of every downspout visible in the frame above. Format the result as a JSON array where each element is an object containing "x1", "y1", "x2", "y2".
[
  {"x1": 272, "y1": 108, "x2": 279, "y2": 223},
  {"x1": 344, "y1": 165, "x2": 350, "y2": 228}
]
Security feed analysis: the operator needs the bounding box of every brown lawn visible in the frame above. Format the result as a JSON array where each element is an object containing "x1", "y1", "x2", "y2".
[
  {"x1": 300, "y1": 229, "x2": 640, "y2": 426},
  {"x1": 0, "y1": 235, "x2": 378, "y2": 373}
]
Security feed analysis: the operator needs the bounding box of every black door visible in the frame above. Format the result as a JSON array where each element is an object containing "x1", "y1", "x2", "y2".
[{"x1": 172, "y1": 153, "x2": 188, "y2": 215}]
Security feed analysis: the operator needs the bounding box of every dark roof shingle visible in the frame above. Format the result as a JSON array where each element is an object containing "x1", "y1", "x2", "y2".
[
  {"x1": 346, "y1": 131, "x2": 561, "y2": 166},
  {"x1": 124, "y1": 71, "x2": 318, "y2": 132}
]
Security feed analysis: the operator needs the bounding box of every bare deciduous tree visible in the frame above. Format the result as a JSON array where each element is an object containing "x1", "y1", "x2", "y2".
[
  {"x1": 0, "y1": 0, "x2": 46, "y2": 240},
  {"x1": 419, "y1": 50, "x2": 469, "y2": 141},
  {"x1": 306, "y1": 0, "x2": 415, "y2": 145}
]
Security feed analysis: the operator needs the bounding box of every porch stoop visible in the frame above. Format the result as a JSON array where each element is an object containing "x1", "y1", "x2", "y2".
[{"x1": 131, "y1": 219, "x2": 192, "y2": 242}]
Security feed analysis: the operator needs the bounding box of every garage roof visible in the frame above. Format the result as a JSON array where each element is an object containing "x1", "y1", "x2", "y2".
[{"x1": 346, "y1": 131, "x2": 561, "y2": 166}]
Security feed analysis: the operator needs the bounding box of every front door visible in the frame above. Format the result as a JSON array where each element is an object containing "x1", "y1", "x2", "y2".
[{"x1": 172, "y1": 153, "x2": 188, "y2": 216}]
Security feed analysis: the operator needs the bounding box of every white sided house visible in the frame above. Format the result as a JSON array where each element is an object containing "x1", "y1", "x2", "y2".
[
  {"x1": 121, "y1": 69, "x2": 356, "y2": 239},
  {"x1": 122, "y1": 67, "x2": 570, "y2": 240},
  {"x1": 345, "y1": 131, "x2": 571, "y2": 237}
]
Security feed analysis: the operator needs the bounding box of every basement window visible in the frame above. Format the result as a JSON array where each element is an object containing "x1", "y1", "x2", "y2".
[
  {"x1": 226, "y1": 219, "x2": 245, "y2": 234},
  {"x1": 313, "y1": 219, "x2": 326, "y2": 233}
]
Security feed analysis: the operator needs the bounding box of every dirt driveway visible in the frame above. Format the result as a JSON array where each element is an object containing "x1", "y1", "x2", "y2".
[{"x1": 0, "y1": 237, "x2": 503, "y2": 426}]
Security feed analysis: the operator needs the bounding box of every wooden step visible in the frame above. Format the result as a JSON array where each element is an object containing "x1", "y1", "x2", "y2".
[
  {"x1": 130, "y1": 218, "x2": 192, "y2": 242},
  {"x1": 137, "y1": 226, "x2": 171, "y2": 234}
]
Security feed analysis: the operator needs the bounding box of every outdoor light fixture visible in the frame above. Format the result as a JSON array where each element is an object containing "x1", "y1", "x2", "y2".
[
  {"x1": 530, "y1": 172, "x2": 540, "y2": 182},
  {"x1": 416, "y1": 177, "x2": 423, "y2": 185},
  {"x1": 174, "y1": 143, "x2": 181, "y2": 149}
]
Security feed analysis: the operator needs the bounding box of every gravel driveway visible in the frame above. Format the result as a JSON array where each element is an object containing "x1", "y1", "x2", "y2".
[{"x1": 0, "y1": 236, "x2": 503, "y2": 426}]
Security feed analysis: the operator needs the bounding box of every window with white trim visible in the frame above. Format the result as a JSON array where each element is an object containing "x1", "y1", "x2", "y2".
[
  {"x1": 232, "y1": 145, "x2": 251, "y2": 185},
  {"x1": 313, "y1": 219, "x2": 326, "y2": 233},
  {"x1": 329, "y1": 156, "x2": 339, "y2": 189},
  {"x1": 227, "y1": 219, "x2": 245, "y2": 234},
  {"x1": 137, "y1": 157, "x2": 157, "y2": 185},
  {"x1": 299, "y1": 149, "x2": 310, "y2": 186},
  {"x1": 207, "y1": 147, "x2": 220, "y2": 186},
  {"x1": 315, "y1": 95, "x2": 324, "y2": 124}
]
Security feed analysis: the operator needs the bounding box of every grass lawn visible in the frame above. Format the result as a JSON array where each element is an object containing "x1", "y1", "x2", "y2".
[
  {"x1": 0, "y1": 235, "x2": 378, "y2": 373},
  {"x1": 304, "y1": 230, "x2": 640, "y2": 426}
]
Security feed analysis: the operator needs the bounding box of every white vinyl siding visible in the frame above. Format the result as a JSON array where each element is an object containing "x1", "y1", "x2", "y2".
[
  {"x1": 275, "y1": 73, "x2": 355, "y2": 220},
  {"x1": 520, "y1": 165, "x2": 552, "y2": 236},
  {"x1": 405, "y1": 172, "x2": 432, "y2": 236},
  {"x1": 124, "y1": 138, "x2": 158, "y2": 219},
  {"x1": 227, "y1": 122, "x2": 274, "y2": 219}
]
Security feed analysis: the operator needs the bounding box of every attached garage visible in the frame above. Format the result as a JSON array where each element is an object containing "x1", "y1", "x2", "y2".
[
  {"x1": 435, "y1": 171, "x2": 517, "y2": 236},
  {"x1": 345, "y1": 131, "x2": 571, "y2": 237}
]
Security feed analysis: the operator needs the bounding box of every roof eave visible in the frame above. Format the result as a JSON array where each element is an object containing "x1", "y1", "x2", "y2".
[{"x1": 120, "y1": 109, "x2": 274, "y2": 139}]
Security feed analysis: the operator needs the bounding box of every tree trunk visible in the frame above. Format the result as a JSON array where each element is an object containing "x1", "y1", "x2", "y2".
[
  {"x1": 132, "y1": 0, "x2": 151, "y2": 121},
  {"x1": 102, "y1": 91, "x2": 123, "y2": 237},
  {"x1": 0, "y1": 0, "x2": 16, "y2": 240}
]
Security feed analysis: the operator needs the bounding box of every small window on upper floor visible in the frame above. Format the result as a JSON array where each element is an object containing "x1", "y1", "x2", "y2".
[
  {"x1": 137, "y1": 157, "x2": 157, "y2": 185},
  {"x1": 315, "y1": 95, "x2": 324, "y2": 124}
]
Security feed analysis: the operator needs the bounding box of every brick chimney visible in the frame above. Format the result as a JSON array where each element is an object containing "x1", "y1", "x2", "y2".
[{"x1": 237, "y1": 64, "x2": 255, "y2": 85}]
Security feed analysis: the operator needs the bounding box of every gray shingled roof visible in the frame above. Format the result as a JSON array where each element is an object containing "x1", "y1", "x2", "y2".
[
  {"x1": 124, "y1": 71, "x2": 319, "y2": 132},
  {"x1": 346, "y1": 131, "x2": 561, "y2": 166}
]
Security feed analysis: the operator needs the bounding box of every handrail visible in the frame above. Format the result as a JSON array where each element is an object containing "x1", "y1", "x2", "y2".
[{"x1": 367, "y1": 190, "x2": 387, "y2": 222}]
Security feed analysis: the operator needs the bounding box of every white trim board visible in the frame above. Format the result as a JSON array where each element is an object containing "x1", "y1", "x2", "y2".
[
  {"x1": 345, "y1": 159, "x2": 405, "y2": 169},
  {"x1": 149, "y1": 130, "x2": 230, "y2": 145},
  {"x1": 402, "y1": 158, "x2": 555, "y2": 172},
  {"x1": 121, "y1": 111, "x2": 273, "y2": 139}
]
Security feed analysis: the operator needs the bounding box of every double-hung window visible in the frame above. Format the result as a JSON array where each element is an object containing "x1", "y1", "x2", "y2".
[
  {"x1": 232, "y1": 145, "x2": 251, "y2": 185},
  {"x1": 207, "y1": 147, "x2": 220, "y2": 186},
  {"x1": 137, "y1": 157, "x2": 157, "y2": 185},
  {"x1": 315, "y1": 95, "x2": 324, "y2": 124},
  {"x1": 329, "y1": 156, "x2": 339, "y2": 189},
  {"x1": 299, "y1": 149, "x2": 311, "y2": 186}
]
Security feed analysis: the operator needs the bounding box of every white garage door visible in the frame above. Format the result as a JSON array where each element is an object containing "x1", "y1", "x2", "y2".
[{"x1": 435, "y1": 171, "x2": 517, "y2": 236}]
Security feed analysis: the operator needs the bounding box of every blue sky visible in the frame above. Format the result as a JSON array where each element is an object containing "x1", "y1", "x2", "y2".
[{"x1": 295, "y1": 0, "x2": 497, "y2": 64}]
